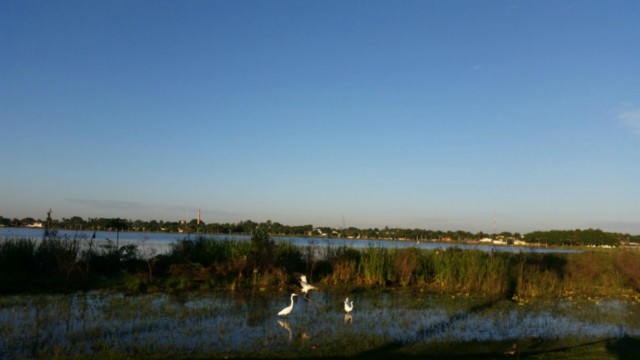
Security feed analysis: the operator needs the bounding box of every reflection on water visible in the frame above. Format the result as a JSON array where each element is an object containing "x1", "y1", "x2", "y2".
[
  {"x1": 0, "y1": 291, "x2": 638, "y2": 359},
  {"x1": 278, "y1": 319, "x2": 292, "y2": 341}
]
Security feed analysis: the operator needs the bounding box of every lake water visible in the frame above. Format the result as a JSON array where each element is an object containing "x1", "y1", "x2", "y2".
[
  {"x1": 0, "y1": 227, "x2": 579, "y2": 254},
  {"x1": 0, "y1": 290, "x2": 637, "y2": 359}
]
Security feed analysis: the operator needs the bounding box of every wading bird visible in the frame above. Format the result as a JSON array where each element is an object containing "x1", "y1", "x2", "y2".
[
  {"x1": 344, "y1": 297, "x2": 354, "y2": 313},
  {"x1": 299, "y1": 274, "x2": 318, "y2": 301},
  {"x1": 278, "y1": 293, "x2": 298, "y2": 317}
]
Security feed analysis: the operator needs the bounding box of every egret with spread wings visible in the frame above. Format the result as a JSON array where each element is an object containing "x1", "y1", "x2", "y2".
[{"x1": 298, "y1": 274, "x2": 318, "y2": 302}]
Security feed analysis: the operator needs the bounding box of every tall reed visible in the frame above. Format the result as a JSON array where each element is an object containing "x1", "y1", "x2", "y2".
[
  {"x1": 3, "y1": 234, "x2": 639, "y2": 300},
  {"x1": 357, "y1": 246, "x2": 392, "y2": 285},
  {"x1": 423, "y1": 249, "x2": 510, "y2": 295},
  {"x1": 321, "y1": 245, "x2": 360, "y2": 285}
]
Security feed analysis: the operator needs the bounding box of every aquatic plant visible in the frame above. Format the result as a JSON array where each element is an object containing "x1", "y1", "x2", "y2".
[
  {"x1": 273, "y1": 241, "x2": 305, "y2": 274},
  {"x1": 2, "y1": 233, "x2": 640, "y2": 301},
  {"x1": 322, "y1": 246, "x2": 360, "y2": 285},
  {"x1": 393, "y1": 247, "x2": 421, "y2": 287},
  {"x1": 358, "y1": 246, "x2": 392, "y2": 285}
]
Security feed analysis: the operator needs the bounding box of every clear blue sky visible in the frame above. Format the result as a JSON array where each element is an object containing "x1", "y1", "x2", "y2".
[{"x1": 2, "y1": 0, "x2": 639, "y2": 234}]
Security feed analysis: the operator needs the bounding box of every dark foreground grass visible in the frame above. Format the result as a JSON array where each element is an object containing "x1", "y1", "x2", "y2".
[
  {"x1": 340, "y1": 337, "x2": 640, "y2": 360},
  {"x1": 26, "y1": 336, "x2": 640, "y2": 360}
]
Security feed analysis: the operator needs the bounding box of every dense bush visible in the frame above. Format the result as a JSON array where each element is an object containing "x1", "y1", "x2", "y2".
[{"x1": 525, "y1": 229, "x2": 620, "y2": 246}]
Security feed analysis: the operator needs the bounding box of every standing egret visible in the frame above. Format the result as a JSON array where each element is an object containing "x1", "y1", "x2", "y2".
[
  {"x1": 278, "y1": 293, "x2": 298, "y2": 317},
  {"x1": 344, "y1": 297, "x2": 354, "y2": 313},
  {"x1": 299, "y1": 274, "x2": 318, "y2": 302}
]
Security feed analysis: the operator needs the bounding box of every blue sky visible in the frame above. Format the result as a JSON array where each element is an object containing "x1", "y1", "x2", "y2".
[{"x1": 2, "y1": 0, "x2": 639, "y2": 233}]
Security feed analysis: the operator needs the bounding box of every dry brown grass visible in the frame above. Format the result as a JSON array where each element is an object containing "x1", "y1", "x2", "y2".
[
  {"x1": 169, "y1": 263, "x2": 212, "y2": 281},
  {"x1": 393, "y1": 248, "x2": 420, "y2": 287},
  {"x1": 614, "y1": 249, "x2": 640, "y2": 292},
  {"x1": 323, "y1": 258, "x2": 358, "y2": 285}
]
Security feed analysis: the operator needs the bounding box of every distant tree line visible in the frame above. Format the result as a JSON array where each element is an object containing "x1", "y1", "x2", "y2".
[
  {"x1": 1, "y1": 215, "x2": 638, "y2": 246},
  {"x1": 524, "y1": 229, "x2": 632, "y2": 247},
  {"x1": 0, "y1": 215, "x2": 507, "y2": 240}
]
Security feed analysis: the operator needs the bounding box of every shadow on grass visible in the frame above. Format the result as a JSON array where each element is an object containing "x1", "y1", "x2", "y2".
[
  {"x1": 415, "y1": 297, "x2": 504, "y2": 340},
  {"x1": 351, "y1": 341, "x2": 509, "y2": 359},
  {"x1": 275, "y1": 337, "x2": 640, "y2": 360},
  {"x1": 606, "y1": 336, "x2": 640, "y2": 360},
  {"x1": 351, "y1": 296, "x2": 510, "y2": 359},
  {"x1": 512, "y1": 337, "x2": 640, "y2": 359},
  {"x1": 345, "y1": 293, "x2": 639, "y2": 360}
]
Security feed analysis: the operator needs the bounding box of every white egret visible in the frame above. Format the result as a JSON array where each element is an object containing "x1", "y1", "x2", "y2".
[
  {"x1": 344, "y1": 297, "x2": 354, "y2": 313},
  {"x1": 299, "y1": 274, "x2": 318, "y2": 301},
  {"x1": 278, "y1": 293, "x2": 298, "y2": 316}
]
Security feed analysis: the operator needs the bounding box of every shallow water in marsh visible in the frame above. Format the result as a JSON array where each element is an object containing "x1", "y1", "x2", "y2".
[{"x1": 0, "y1": 290, "x2": 638, "y2": 358}]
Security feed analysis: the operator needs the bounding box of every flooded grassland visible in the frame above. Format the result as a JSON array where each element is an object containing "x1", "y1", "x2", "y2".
[
  {"x1": 1, "y1": 289, "x2": 639, "y2": 360},
  {"x1": 2, "y1": 233, "x2": 640, "y2": 358}
]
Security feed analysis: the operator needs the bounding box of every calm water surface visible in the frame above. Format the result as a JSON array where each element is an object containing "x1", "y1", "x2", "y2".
[
  {"x1": 0, "y1": 227, "x2": 579, "y2": 254},
  {"x1": 0, "y1": 290, "x2": 637, "y2": 358}
]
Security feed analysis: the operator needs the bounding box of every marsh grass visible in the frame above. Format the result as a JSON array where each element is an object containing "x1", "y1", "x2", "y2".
[
  {"x1": 357, "y1": 246, "x2": 391, "y2": 285},
  {"x1": 423, "y1": 249, "x2": 512, "y2": 295},
  {"x1": 613, "y1": 250, "x2": 640, "y2": 292},
  {"x1": 1, "y1": 234, "x2": 639, "y2": 300},
  {"x1": 322, "y1": 247, "x2": 640, "y2": 301}
]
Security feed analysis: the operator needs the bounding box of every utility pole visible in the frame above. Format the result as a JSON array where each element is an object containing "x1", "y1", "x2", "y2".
[
  {"x1": 197, "y1": 209, "x2": 201, "y2": 234},
  {"x1": 493, "y1": 209, "x2": 497, "y2": 238},
  {"x1": 43, "y1": 208, "x2": 52, "y2": 240}
]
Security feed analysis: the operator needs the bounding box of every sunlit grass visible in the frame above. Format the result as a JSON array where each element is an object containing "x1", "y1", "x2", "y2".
[{"x1": 2, "y1": 235, "x2": 640, "y2": 303}]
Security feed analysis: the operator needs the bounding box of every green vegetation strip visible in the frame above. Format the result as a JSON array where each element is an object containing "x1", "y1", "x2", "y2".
[{"x1": 1, "y1": 230, "x2": 640, "y2": 303}]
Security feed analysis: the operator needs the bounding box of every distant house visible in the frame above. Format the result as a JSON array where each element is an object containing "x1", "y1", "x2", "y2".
[
  {"x1": 479, "y1": 238, "x2": 493, "y2": 243},
  {"x1": 27, "y1": 222, "x2": 44, "y2": 228}
]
